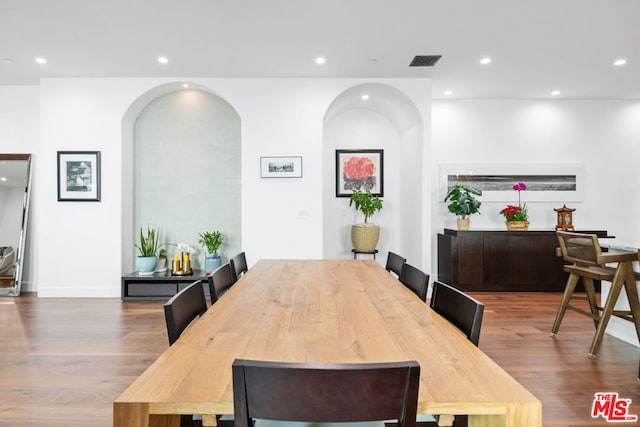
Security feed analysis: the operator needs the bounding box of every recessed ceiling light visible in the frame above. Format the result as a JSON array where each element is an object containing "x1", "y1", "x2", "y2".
[
  {"x1": 315, "y1": 57, "x2": 326, "y2": 65},
  {"x1": 0, "y1": 177, "x2": 6, "y2": 182},
  {"x1": 183, "y1": 84, "x2": 189, "y2": 88},
  {"x1": 35, "y1": 57, "x2": 47, "y2": 64},
  {"x1": 480, "y1": 57, "x2": 491, "y2": 65},
  {"x1": 157, "y1": 56, "x2": 169, "y2": 64},
  {"x1": 361, "y1": 94, "x2": 370, "y2": 100},
  {"x1": 551, "y1": 90, "x2": 560, "y2": 96},
  {"x1": 613, "y1": 58, "x2": 627, "y2": 66},
  {"x1": 444, "y1": 90, "x2": 453, "y2": 96}
]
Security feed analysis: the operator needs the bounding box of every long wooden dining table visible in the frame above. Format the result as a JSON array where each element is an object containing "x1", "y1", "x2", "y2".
[{"x1": 113, "y1": 259, "x2": 542, "y2": 427}]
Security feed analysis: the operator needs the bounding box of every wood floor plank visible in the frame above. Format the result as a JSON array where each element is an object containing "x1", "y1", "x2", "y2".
[{"x1": 0, "y1": 292, "x2": 639, "y2": 426}]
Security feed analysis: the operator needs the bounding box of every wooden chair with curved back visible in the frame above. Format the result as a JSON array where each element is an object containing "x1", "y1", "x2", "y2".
[
  {"x1": 232, "y1": 359, "x2": 420, "y2": 427},
  {"x1": 229, "y1": 251, "x2": 248, "y2": 282},
  {"x1": 207, "y1": 262, "x2": 236, "y2": 305},
  {"x1": 399, "y1": 263, "x2": 429, "y2": 302},
  {"x1": 551, "y1": 231, "x2": 640, "y2": 358},
  {"x1": 385, "y1": 251, "x2": 406, "y2": 278}
]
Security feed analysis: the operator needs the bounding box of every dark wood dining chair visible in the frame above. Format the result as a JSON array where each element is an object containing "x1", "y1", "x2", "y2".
[
  {"x1": 163, "y1": 281, "x2": 208, "y2": 427},
  {"x1": 386, "y1": 251, "x2": 406, "y2": 277},
  {"x1": 420, "y1": 281, "x2": 483, "y2": 427},
  {"x1": 232, "y1": 359, "x2": 420, "y2": 427},
  {"x1": 229, "y1": 251, "x2": 248, "y2": 282},
  {"x1": 164, "y1": 280, "x2": 208, "y2": 345},
  {"x1": 430, "y1": 280, "x2": 484, "y2": 347},
  {"x1": 207, "y1": 262, "x2": 236, "y2": 305},
  {"x1": 399, "y1": 263, "x2": 429, "y2": 302}
]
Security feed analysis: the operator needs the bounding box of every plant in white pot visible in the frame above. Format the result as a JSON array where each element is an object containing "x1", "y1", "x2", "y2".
[
  {"x1": 349, "y1": 189, "x2": 383, "y2": 252},
  {"x1": 198, "y1": 230, "x2": 226, "y2": 273},
  {"x1": 443, "y1": 184, "x2": 482, "y2": 230},
  {"x1": 134, "y1": 226, "x2": 162, "y2": 275}
]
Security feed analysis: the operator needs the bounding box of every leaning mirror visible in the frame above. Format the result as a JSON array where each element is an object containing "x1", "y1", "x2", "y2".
[{"x1": 0, "y1": 154, "x2": 32, "y2": 296}]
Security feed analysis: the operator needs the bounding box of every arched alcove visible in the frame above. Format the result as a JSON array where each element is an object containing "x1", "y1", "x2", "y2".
[
  {"x1": 121, "y1": 83, "x2": 241, "y2": 272},
  {"x1": 322, "y1": 83, "x2": 424, "y2": 268}
]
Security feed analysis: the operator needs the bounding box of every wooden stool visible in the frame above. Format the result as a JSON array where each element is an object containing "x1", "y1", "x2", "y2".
[{"x1": 551, "y1": 232, "x2": 640, "y2": 358}]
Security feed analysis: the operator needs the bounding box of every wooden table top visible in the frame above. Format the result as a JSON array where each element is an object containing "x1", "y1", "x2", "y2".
[{"x1": 114, "y1": 259, "x2": 541, "y2": 427}]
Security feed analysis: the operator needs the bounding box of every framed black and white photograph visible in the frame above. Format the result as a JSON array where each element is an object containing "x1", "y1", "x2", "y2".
[
  {"x1": 57, "y1": 151, "x2": 101, "y2": 201},
  {"x1": 335, "y1": 149, "x2": 384, "y2": 197},
  {"x1": 260, "y1": 156, "x2": 302, "y2": 178},
  {"x1": 439, "y1": 163, "x2": 584, "y2": 202}
]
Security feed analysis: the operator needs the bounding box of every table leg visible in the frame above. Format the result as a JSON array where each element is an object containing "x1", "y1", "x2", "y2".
[
  {"x1": 113, "y1": 402, "x2": 150, "y2": 427},
  {"x1": 113, "y1": 402, "x2": 181, "y2": 427}
]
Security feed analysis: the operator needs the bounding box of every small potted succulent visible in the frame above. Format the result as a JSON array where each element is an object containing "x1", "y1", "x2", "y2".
[
  {"x1": 134, "y1": 226, "x2": 162, "y2": 275},
  {"x1": 444, "y1": 184, "x2": 482, "y2": 230},
  {"x1": 349, "y1": 189, "x2": 383, "y2": 252},
  {"x1": 198, "y1": 230, "x2": 226, "y2": 273}
]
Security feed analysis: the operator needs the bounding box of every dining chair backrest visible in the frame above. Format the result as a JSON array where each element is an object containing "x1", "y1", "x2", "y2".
[
  {"x1": 208, "y1": 262, "x2": 236, "y2": 304},
  {"x1": 430, "y1": 280, "x2": 484, "y2": 346},
  {"x1": 386, "y1": 251, "x2": 406, "y2": 278},
  {"x1": 163, "y1": 280, "x2": 207, "y2": 345},
  {"x1": 556, "y1": 231, "x2": 603, "y2": 266},
  {"x1": 229, "y1": 251, "x2": 248, "y2": 282},
  {"x1": 232, "y1": 359, "x2": 420, "y2": 427},
  {"x1": 399, "y1": 263, "x2": 429, "y2": 302}
]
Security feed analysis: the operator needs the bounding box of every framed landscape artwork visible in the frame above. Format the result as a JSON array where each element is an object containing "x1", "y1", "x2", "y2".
[
  {"x1": 439, "y1": 163, "x2": 584, "y2": 202},
  {"x1": 335, "y1": 149, "x2": 384, "y2": 197},
  {"x1": 57, "y1": 151, "x2": 101, "y2": 202},
  {"x1": 260, "y1": 156, "x2": 302, "y2": 178}
]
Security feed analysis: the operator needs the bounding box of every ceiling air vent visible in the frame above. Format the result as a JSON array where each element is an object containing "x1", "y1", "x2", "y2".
[{"x1": 409, "y1": 55, "x2": 442, "y2": 67}]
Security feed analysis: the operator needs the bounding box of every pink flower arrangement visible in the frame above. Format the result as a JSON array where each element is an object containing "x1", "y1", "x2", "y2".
[
  {"x1": 500, "y1": 182, "x2": 529, "y2": 221},
  {"x1": 513, "y1": 182, "x2": 526, "y2": 205}
]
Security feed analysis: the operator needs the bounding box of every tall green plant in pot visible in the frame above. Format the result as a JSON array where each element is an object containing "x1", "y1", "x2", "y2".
[
  {"x1": 349, "y1": 189, "x2": 383, "y2": 252},
  {"x1": 135, "y1": 226, "x2": 160, "y2": 275},
  {"x1": 198, "y1": 230, "x2": 225, "y2": 273},
  {"x1": 444, "y1": 184, "x2": 482, "y2": 230}
]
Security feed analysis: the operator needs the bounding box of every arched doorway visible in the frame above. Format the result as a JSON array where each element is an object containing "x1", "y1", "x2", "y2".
[
  {"x1": 122, "y1": 83, "x2": 241, "y2": 272},
  {"x1": 322, "y1": 83, "x2": 424, "y2": 267}
]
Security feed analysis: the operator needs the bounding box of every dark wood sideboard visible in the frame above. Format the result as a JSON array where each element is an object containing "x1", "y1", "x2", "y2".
[{"x1": 437, "y1": 228, "x2": 609, "y2": 292}]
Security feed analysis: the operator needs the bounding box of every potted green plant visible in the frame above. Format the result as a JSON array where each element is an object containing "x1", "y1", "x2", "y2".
[
  {"x1": 444, "y1": 184, "x2": 482, "y2": 230},
  {"x1": 349, "y1": 189, "x2": 383, "y2": 252},
  {"x1": 134, "y1": 226, "x2": 160, "y2": 275},
  {"x1": 198, "y1": 230, "x2": 225, "y2": 272}
]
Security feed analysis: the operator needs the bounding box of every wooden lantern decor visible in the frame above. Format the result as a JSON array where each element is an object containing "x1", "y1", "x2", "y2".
[{"x1": 554, "y1": 204, "x2": 575, "y2": 231}]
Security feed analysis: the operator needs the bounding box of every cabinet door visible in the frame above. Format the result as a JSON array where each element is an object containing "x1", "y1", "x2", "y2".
[
  {"x1": 483, "y1": 235, "x2": 509, "y2": 289},
  {"x1": 507, "y1": 235, "x2": 536, "y2": 290},
  {"x1": 456, "y1": 234, "x2": 484, "y2": 290}
]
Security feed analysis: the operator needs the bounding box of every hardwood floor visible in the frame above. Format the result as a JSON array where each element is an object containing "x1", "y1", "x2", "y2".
[{"x1": 0, "y1": 292, "x2": 639, "y2": 426}]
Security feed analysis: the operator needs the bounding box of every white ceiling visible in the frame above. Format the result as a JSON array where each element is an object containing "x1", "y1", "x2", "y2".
[{"x1": 1, "y1": 0, "x2": 639, "y2": 99}]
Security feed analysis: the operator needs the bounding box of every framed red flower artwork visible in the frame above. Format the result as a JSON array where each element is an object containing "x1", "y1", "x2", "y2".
[{"x1": 335, "y1": 149, "x2": 384, "y2": 197}]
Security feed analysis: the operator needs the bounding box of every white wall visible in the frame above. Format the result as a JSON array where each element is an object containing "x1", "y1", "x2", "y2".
[
  {"x1": 0, "y1": 86, "x2": 40, "y2": 291},
  {"x1": 7, "y1": 82, "x2": 637, "y2": 297},
  {"x1": 31, "y1": 77, "x2": 431, "y2": 297},
  {"x1": 431, "y1": 99, "x2": 640, "y2": 276}
]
